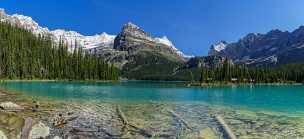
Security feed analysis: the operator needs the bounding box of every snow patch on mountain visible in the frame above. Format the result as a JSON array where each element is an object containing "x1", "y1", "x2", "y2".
[
  {"x1": 1, "y1": 13, "x2": 50, "y2": 36},
  {"x1": 0, "y1": 8, "x2": 116, "y2": 51},
  {"x1": 155, "y1": 36, "x2": 174, "y2": 47},
  {"x1": 155, "y1": 36, "x2": 193, "y2": 58},
  {"x1": 211, "y1": 41, "x2": 228, "y2": 52},
  {"x1": 50, "y1": 29, "x2": 115, "y2": 50},
  {"x1": 0, "y1": 8, "x2": 191, "y2": 58}
]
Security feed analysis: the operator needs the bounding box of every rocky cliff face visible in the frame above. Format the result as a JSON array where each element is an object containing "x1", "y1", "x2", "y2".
[
  {"x1": 113, "y1": 22, "x2": 186, "y2": 61},
  {"x1": 208, "y1": 41, "x2": 228, "y2": 56},
  {"x1": 182, "y1": 56, "x2": 225, "y2": 69},
  {"x1": 99, "y1": 22, "x2": 187, "y2": 70},
  {"x1": 209, "y1": 26, "x2": 304, "y2": 67}
]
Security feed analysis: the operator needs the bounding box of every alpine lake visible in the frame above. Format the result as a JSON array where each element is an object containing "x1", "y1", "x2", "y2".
[{"x1": 0, "y1": 81, "x2": 304, "y2": 139}]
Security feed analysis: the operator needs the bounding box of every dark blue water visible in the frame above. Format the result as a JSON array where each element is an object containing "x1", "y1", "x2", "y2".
[{"x1": 1, "y1": 81, "x2": 304, "y2": 114}]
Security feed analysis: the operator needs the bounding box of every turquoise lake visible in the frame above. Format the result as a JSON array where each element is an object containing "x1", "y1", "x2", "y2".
[{"x1": 0, "y1": 81, "x2": 304, "y2": 115}]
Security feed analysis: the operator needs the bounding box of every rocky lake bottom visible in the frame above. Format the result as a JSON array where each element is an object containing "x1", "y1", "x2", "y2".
[{"x1": 1, "y1": 89, "x2": 304, "y2": 139}]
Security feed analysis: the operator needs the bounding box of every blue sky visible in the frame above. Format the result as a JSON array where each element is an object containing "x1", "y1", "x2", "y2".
[{"x1": 1, "y1": 0, "x2": 304, "y2": 56}]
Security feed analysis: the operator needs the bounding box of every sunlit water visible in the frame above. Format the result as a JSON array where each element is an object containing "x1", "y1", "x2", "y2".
[
  {"x1": 0, "y1": 81, "x2": 304, "y2": 114},
  {"x1": 1, "y1": 81, "x2": 304, "y2": 138}
]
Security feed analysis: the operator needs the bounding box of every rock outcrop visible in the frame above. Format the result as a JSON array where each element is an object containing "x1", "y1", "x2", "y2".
[
  {"x1": 94, "y1": 22, "x2": 187, "y2": 72},
  {"x1": 113, "y1": 23, "x2": 185, "y2": 58},
  {"x1": 181, "y1": 56, "x2": 226, "y2": 69},
  {"x1": 208, "y1": 41, "x2": 228, "y2": 56}
]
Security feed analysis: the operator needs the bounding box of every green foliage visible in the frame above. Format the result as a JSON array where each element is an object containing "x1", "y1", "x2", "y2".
[
  {"x1": 198, "y1": 58, "x2": 304, "y2": 83},
  {"x1": 121, "y1": 50, "x2": 184, "y2": 80},
  {"x1": 0, "y1": 22, "x2": 118, "y2": 80}
]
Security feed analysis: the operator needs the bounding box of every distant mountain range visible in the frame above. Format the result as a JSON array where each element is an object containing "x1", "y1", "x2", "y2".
[
  {"x1": 209, "y1": 26, "x2": 304, "y2": 67},
  {"x1": 2, "y1": 8, "x2": 304, "y2": 80},
  {"x1": 0, "y1": 9, "x2": 116, "y2": 51},
  {"x1": 0, "y1": 8, "x2": 196, "y2": 80},
  {"x1": 0, "y1": 8, "x2": 190, "y2": 61}
]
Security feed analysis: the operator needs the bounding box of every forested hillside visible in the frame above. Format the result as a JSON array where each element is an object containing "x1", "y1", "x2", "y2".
[
  {"x1": 0, "y1": 22, "x2": 118, "y2": 80},
  {"x1": 198, "y1": 58, "x2": 304, "y2": 83}
]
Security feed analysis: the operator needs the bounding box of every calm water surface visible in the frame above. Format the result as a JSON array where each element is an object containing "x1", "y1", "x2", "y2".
[{"x1": 0, "y1": 81, "x2": 304, "y2": 114}]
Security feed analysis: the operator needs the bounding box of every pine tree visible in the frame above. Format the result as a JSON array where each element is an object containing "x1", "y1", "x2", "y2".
[{"x1": 0, "y1": 22, "x2": 119, "y2": 81}]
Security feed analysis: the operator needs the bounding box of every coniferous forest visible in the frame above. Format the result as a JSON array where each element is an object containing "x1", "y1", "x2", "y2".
[
  {"x1": 199, "y1": 58, "x2": 304, "y2": 83},
  {"x1": 1, "y1": 21, "x2": 304, "y2": 83},
  {"x1": 0, "y1": 22, "x2": 118, "y2": 80}
]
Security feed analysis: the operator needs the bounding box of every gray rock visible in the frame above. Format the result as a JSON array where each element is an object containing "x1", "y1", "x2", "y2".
[
  {"x1": 0, "y1": 102, "x2": 23, "y2": 111},
  {"x1": 0, "y1": 130, "x2": 8, "y2": 139},
  {"x1": 29, "y1": 122, "x2": 50, "y2": 139}
]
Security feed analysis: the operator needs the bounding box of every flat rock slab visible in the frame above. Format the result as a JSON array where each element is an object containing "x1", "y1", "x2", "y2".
[{"x1": 0, "y1": 101, "x2": 24, "y2": 111}]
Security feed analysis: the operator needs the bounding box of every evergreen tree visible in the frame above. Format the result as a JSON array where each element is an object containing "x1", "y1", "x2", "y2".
[{"x1": 0, "y1": 22, "x2": 118, "y2": 81}]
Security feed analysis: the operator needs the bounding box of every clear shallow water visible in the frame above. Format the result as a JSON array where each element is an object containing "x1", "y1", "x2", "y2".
[{"x1": 0, "y1": 81, "x2": 304, "y2": 114}]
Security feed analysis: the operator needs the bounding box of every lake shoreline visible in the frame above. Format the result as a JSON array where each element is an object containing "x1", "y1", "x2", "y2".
[
  {"x1": 0, "y1": 79, "x2": 118, "y2": 83},
  {"x1": 1, "y1": 79, "x2": 303, "y2": 89},
  {"x1": 0, "y1": 89, "x2": 64, "y2": 139},
  {"x1": 188, "y1": 82, "x2": 303, "y2": 87}
]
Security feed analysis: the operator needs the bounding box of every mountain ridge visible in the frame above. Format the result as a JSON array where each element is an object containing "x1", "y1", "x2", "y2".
[
  {"x1": 0, "y1": 8, "x2": 198, "y2": 80},
  {"x1": 0, "y1": 8, "x2": 190, "y2": 58},
  {"x1": 209, "y1": 26, "x2": 304, "y2": 66}
]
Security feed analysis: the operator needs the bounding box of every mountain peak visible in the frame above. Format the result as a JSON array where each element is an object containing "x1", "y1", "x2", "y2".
[
  {"x1": 124, "y1": 22, "x2": 140, "y2": 29},
  {"x1": 2, "y1": 13, "x2": 50, "y2": 35},
  {"x1": 292, "y1": 25, "x2": 304, "y2": 34},
  {"x1": 266, "y1": 29, "x2": 286, "y2": 36},
  {"x1": 210, "y1": 41, "x2": 228, "y2": 52},
  {"x1": 101, "y1": 32, "x2": 109, "y2": 36},
  {"x1": 120, "y1": 22, "x2": 151, "y2": 38}
]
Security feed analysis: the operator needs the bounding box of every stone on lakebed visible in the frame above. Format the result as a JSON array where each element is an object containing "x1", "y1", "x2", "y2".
[
  {"x1": 29, "y1": 122, "x2": 50, "y2": 139},
  {"x1": 0, "y1": 101, "x2": 24, "y2": 110},
  {"x1": 0, "y1": 130, "x2": 8, "y2": 139}
]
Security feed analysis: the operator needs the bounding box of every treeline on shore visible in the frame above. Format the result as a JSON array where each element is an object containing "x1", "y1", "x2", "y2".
[
  {"x1": 199, "y1": 58, "x2": 304, "y2": 84},
  {"x1": 0, "y1": 22, "x2": 118, "y2": 80}
]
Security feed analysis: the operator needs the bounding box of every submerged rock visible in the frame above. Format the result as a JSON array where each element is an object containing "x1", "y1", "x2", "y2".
[
  {"x1": 53, "y1": 136, "x2": 61, "y2": 139},
  {"x1": 0, "y1": 101, "x2": 24, "y2": 111},
  {"x1": 29, "y1": 122, "x2": 50, "y2": 139},
  {"x1": 199, "y1": 127, "x2": 219, "y2": 139},
  {"x1": 0, "y1": 130, "x2": 8, "y2": 139},
  {"x1": 0, "y1": 112, "x2": 24, "y2": 138}
]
